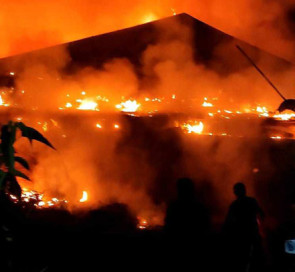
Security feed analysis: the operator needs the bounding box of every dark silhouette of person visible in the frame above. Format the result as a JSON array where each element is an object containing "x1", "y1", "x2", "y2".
[
  {"x1": 165, "y1": 177, "x2": 210, "y2": 235},
  {"x1": 224, "y1": 182, "x2": 264, "y2": 272},
  {"x1": 164, "y1": 178, "x2": 210, "y2": 270}
]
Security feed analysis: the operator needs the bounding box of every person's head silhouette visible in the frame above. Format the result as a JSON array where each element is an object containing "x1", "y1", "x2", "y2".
[
  {"x1": 177, "y1": 178, "x2": 195, "y2": 200},
  {"x1": 233, "y1": 182, "x2": 246, "y2": 198}
]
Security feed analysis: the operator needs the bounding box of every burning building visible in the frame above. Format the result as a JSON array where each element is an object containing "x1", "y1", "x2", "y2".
[{"x1": 0, "y1": 13, "x2": 294, "y2": 227}]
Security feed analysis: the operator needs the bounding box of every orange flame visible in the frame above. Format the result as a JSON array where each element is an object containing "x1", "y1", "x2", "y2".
[
  {"x1": 182, "y1": 121, "x2": 204, "y2": 134},
  {"x1": 77, "y1": 99, "x2": 99, "y2": 111},
  {"x1": 79, "y1": 191, "x2": 88, "y2": 202},
  {"x1": 116, "y1": 99, "x2": 141, "y2": 112}
]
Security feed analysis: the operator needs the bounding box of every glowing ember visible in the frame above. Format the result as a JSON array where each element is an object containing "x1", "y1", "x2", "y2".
[
  {"x1": 271, "y1": 136, "x2": 282, "y2": 140},
  {"x1": 42, "y1": 122, "x2": 48, "y2": 132},
  {"x1": 202, "y1": 97, "x2": 213, "y2": 107},
  {"x1": 77, "y1": 99, "x2": 99, "y2": 111},
  {"x1": 273, "y1": 112, "x2": 295, "y2": 121},
  {"x1": 96, "y1": 123, "x2": 102, "y2": 129},
  {"x1": 137, "y1": 217, "x2": 149, "y2": 229},
  {"x1": 38, "y1": 201, "x2": 45, "y2": 207},
  {"x1": 171, "y1": 8, "x2": 177, "y2": 16},
  {"x1": 116, "y1": 99, "x2": 141, "y2": 112},
  {"x1": 65, "y1": 102, "x2": 72, "y2": 108},
  {"x1": 0, "y1": 94, "x2": 9, "y2": 107},
  {"x1": 9, "y1": 188, "x2": 68, "y2": 209},
  {"x1": 79, "y1": 191, "x2": 88, "y2": 202},
  {"x1": 182, "y1": 121, "x2": 204, "y2": 134},
  {"x1": 256, "y1": 106, "x2": 269, "y2": 117}
]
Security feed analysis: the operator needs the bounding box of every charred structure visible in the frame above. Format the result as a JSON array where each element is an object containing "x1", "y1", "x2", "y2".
[{"x1": 0, "y1": 13, "x2": 294, "y2": 231}]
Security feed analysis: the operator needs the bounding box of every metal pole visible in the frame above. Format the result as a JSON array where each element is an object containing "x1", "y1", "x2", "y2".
[{"x1": 236, "y1": 45, "x2": 286, "y2": 101}]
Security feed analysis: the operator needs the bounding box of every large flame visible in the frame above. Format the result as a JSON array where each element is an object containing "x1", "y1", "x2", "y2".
[
  {"x1": 116, "y1": 99, "x2": 141, "y2": 112},
  {"x1": 79, "y1": 191, "x2": 88, "y2": 203},
  {"x1": 182, "y1": 121, "x2": 204, "y2": 134},
  {"x1": 77, "y1": 99, "x2": 99, "y2": 111}
]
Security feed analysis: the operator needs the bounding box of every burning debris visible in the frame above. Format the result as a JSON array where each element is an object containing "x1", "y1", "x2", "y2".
[
  {"x1": 115, "y1": 99, "x2": 141, "y2": 112},
  {"x1": 0, "y1": 14, "x2": 295, "y2": 228},
  {"x1": 9, "y1": 187, "x2": 68, "y2": 208},
  {"x1": 181, "y1": 121, "x2": 204, "y2": 134}
]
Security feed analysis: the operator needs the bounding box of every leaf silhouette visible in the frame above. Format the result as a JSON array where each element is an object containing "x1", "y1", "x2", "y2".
[
  {"x1": 12, "y1": 169, "x2": 30, "y2": 181},
  {"x1": 16, "y1": 122, "x2": 55, "y2": 149},
  {"x1": 14, "y1": 156, "x2": 30, "y2": 170}
]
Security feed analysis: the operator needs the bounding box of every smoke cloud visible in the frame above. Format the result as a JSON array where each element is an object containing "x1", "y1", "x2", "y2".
[
  {"x1": 2, "y1": 13, "x2": 294, "y2": 228},
  {"x1": 1, "y1": 0, "x2": 295, "y2": 63}
]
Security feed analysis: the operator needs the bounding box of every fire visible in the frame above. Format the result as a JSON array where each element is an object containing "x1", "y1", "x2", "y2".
[
  {"x1": 79, "y1": 191, "x2": 88, "y2": 202},
  {"x1": 96, "y1": 123, "x2": 102, "y2": 129},
  {"x1": 77, "y1": 99, "x2": 99, "y2": 111},
  {"x1": 256, "y1": 106, "x2": 269, "y2": 117},
  {"x1": 141, "y1": 13, "x2": 157, "y2": 24},
  {"x1": 137, "y1": 217, "x2": 149, "y2": 230},
  {"x1": 0, "y1": 94, "x2": 9, "y2": 107},
  {"x1": 9, "y1": 187, "x2": 68, "y2": 208},
  {"x1": 65, "y1": 102, "x2": 72, "y2": 108},
  {"x1": 202, "y1": 97, "x2": 213, "y2": 107},
  {"x1": 42, "y1": 122, "x2": 48, "y2": 132},
  {"x1": 271, "y1": 136, "x2": 282, "y2": 140},
  {"x1": 116, "y1": 99, "x2": 141, "y2": 112},
  {"x1": 182, "y1": 121, "x2": 204, "y2": 134},
  {"x1": 273, "y1": 112, "x2": 295, "y2": 121},
  {"x1": 171, "y1": 8, "x2": 177, "y2": 16}
]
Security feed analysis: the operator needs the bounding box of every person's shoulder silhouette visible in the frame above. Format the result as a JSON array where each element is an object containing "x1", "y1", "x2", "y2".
[
  {"x1": 165, "y1": 178, "x2": 209, "y2": 235},
  {"x1": 225, "y1": 182, "x2": 264, "y2": 236}
]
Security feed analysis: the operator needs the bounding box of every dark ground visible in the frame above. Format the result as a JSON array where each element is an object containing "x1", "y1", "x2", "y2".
[{"x1": 1, "y1": 198, "x2": 295, "y2": 272}]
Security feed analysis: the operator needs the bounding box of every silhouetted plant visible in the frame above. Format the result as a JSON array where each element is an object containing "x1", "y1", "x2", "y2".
[{"x1": 0, "y1": 121, "x2": 55, "y2": 199}]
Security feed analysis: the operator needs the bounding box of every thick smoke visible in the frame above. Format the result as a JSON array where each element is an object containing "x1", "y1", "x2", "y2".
[
  {"x1": 1, "y1": 0, "x2": 295, "y2": 63},
  {"x1": 4, "y1": 15, "x2": 295, "y2": 227}
]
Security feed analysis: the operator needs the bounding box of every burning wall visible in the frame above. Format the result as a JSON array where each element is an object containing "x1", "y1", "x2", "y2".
[{"x1": 0, "y1": 14, "x2": 295, "y2": 227}]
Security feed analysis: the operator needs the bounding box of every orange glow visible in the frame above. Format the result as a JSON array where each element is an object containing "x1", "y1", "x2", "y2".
[
  {"x1": 79, "y1": 191, "x2": 88, "y2": 202},
  {"x1": 182, "y1": 121, "x2": 204, "y2": 134},
  {"x1": 1, "y1": 4, "x2": 295, "y2": 226},
  {"x1": 96, "y1": 123, "x2": 102, "y2": 129},
  {"x1": 77, "y1": 99, "x2": 99, "y2": 111},
  {"x1": 115, "y1": 99, "x2": 141, "y2": 112},
  {"x1": 0, "y1": 0, "x2": 292, "y2": 66},
  {"x1": 202, "y1": 98, "x2": 213, "y2": 107},
  {"x1": 171, "y1": 8, "x2": 177, "y2": 16},
  {"x1": 42, "y1": 122, "x2": 48, "y2": 132},
  {"x1": 137, "y1": 217, "x2": 149, "y2": 229},
  {"x1": 273, "y1": 112, "x2": 295, "y2": 121},
  {"x1": 271, "y1": 136, "x2": 282, "y2": 140},
  {"x1": 9, "y1": 187, "x2": 68, "y2": 209},
  {"x1": 141, "y1": 13, "x2": 157, "y2": 24},
  {"x1": 0, "y1": 94, "x2": 9, "y2": 107},
  {"x1": 65, "y1": 102, "x2": 73, "y2": 108}
]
